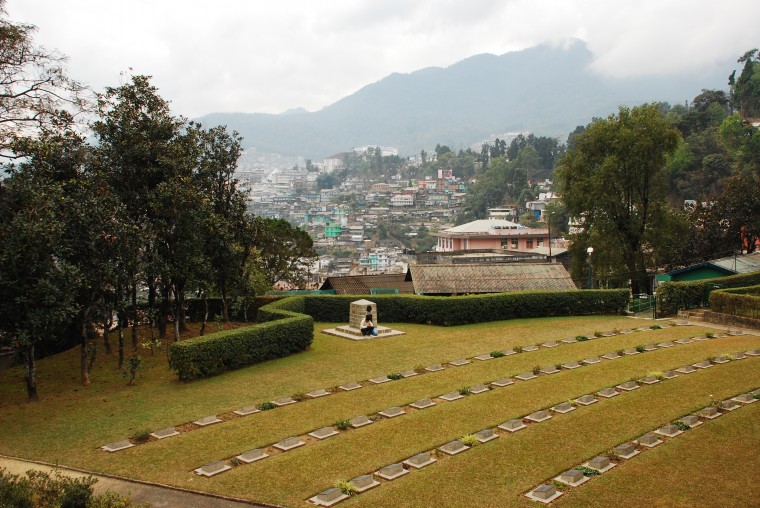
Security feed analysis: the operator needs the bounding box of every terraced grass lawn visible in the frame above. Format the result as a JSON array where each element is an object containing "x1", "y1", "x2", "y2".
[{"x1": 0, "y1": 315, "x2": 757, "y2": 507}]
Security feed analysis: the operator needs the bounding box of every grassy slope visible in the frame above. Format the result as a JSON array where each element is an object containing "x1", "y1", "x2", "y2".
[{"x1": 0, "y1": 317, "x2": 757, "y2": 507}]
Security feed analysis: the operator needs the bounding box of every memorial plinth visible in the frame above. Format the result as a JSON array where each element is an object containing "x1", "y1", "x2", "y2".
[{"x1": 321, "y1": 299, "x2": 405, "y2": 340}]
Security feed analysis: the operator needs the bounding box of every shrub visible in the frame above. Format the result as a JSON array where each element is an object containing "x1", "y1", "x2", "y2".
[
  {"x1": 130, "y1": 429, "x2": 150, "y2": 443},
  {"x1": 576, "y1": 335, "x2": 589, "y2": 341},
  {"x1": 0, "y1": 468, "x2": 134, "y2": 508},
  {"x1": 513, "y1": 345, "x2": 523, "y2": 353},
  {"x1": 490, "y1": 351, "x2": 505, "y2": 358},
  {"x1": 335, "y1": 420, "x2": 351, "y2": 431},
  {"x1": 672, "y1": 421, "x2": 691, "y2": 432},
  {"x1": 635, "y1": 345, "x2": 646, "y2": 353},
  {"x1": 710, "y1": 285, "x2": 760, "y2": 319},
  {"x1": 460, "y1": 434, "x2": 479, "y2": 447},
  {"x1": 458, "y1": 386, "x2": 471, "y2": 396},
  {"x1": 387, "y1": 373, "x2": 403, "y2": 380},
  {"x1": 656, "y1": 270, "x2": 760, "y2": 315},
  {"x1": 168, "y1": 303, "x2": 313, "y2": 381},
  {"x1": 576, "y1": 466, "x2": 600, "y2": 477},
  {"x1": 334, "y1": 479, "x2": 358, "y2": 496},
  {"x1": 258, "y1": 402, "x2": 276, "y2": 411},
  {"x1": 650, "y1": 324, "x2": 662, "y2": 330}
]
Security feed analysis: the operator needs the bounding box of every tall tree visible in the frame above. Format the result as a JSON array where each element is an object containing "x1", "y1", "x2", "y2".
[
  {"x1": 0, "y1": 168, "x2": 77, "y2": 400},
  {"x1": 0, "y1": 1, "x2": 87, "y2": 154},
  {"x1": 557, "y1": 104, "x2": 680, "y2": 294}
]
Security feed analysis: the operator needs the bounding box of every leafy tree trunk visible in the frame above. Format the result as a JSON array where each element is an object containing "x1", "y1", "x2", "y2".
[
  {"x1": 131, "y1": 282, "x2": 138, "y2": 349},
  {"x1": 176, "y1": 281, "x2": 187, "y2": 332},
  {"x1": 199, "y1": 294, "x2": 208, "y2": 337},
  {"x1": 80, "y1": 315, "x2": 91, "y2": 386},
  {"x1": 219, "y1": 279, "x2": 230, "y2": 322},
  {"x1": 116, "y1": 310, "x2": 128, "y2": 369},
  {"x1": 103, "y1": 312, "x2": 113, "y2": 356},
  {"x1": 158, "y1": 286, "x2": 170, "y2": 339},
  {"x1": 147, "y1": 283, "x2": 157, "y2": 352},
  {"x1": 172, "y1": 285, "x2": 181, "y2": 342},
  {"x1": 24, "y1": 344, "x2": 38, "y2": 401}
]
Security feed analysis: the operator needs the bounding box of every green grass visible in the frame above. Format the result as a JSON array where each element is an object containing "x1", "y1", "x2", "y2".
[{"x1": 0, "y1": 316, "x2": 756, "y2": 507}]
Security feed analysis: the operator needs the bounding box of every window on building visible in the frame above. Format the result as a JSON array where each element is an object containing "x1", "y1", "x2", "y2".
[
  {"x1": 511, "y1": 238, "x2": 518, "y2": 249},
  {"x1": 526, "y1": 240, "x2": 533, "y2": 249},
  {"x1": 537, "y1": 239, "x2": 544, "y2": 247}
]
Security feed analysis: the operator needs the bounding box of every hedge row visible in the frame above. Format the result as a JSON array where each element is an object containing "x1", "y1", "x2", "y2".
[
  {"x1": 168, "y1": 305, "x2": 313, "y2": 381},
  {"x1": 167, "y1": 289, "x2": 627, "y2": 381},
  {"x1": 300, "y1": 289, "x2": 629, "y2": 326},
  {"x1": 656, "y1": 270, "x2": 760, "y2": 315},
  {"x1": 709, "y1": 285, "x2": 760, "y2": 320}
]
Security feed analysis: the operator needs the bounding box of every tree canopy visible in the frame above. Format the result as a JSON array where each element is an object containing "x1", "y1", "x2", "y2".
[{"x1": 557, "y1": 103, "x2": 680, "y2": 294}]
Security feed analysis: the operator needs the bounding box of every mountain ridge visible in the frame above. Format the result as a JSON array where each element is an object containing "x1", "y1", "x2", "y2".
[{"x1": 197, "y1": 40, "x2": 730, "y2": 160}]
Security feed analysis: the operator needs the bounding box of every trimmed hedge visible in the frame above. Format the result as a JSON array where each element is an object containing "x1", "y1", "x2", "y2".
[
  {"x1": 656, "y1": 270, "x2": 760, "y2": 315},
  {"x1": 710, "y1": 285, "x2": 760, "y2": 320},
  {"x1": 300, "y1": 289, "x2": 629, "y2": 326},
  {"x1": 168, "y1": 289, "x2": 627, "y2": 381},
  {"x1": 168, "y1": 305, "x2": 313, "y2": 381}
]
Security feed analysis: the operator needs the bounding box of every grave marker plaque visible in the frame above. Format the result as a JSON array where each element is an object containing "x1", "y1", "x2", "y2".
[
  {"x1": 339, "y1": 381, "x2": 362, "y2": 391},
  {"x1": 470, "y1": 384, "x2": 489, "y2": 394},
  {"x1": 439, "y1": 391, "x2": 464, "y2": 402},
  {"x1": 615, "y1": 442, "x2": 637, "y2": 458},
  {"x1": 425, "y1": 364, "x2": 444, "y2": 372},
  {"x1": 598, "y1": 387, "x2": 619, "y2": 398},
  {"x1": 151, "y1": 427, "x2": 179, "y2": 440},
  {"x1": 404, "y1": 452, "x2": 435, "y2": 469},
  {"x1": 410, "y1": 398, "x2": 436, "y2": 409},
  {"x1": 236, "y1": 448, "x2": 268, "y2": 463},
  {"x1": 101, "y1": 440, "x2": 134, "y2": 453},
  {"x1": 680, "y1": 415, "x2": 701, "y2": 428},
  {"x1": 274, "y1": 436, "x2": 305, "y2": 451},
  {"x1": 376, "y1": 463, "x2": 409, "y2": 481},
  {"x1": 560, "y1": 469, "x2": 584, "y2": 484},
  {"x1": 475, "y1": 429, "x2": 498, "y2": 443},
  {"x1": 194, "y1": 460, "x2": 231, "y2": 477},
  {"x1": 525, "y1": 410, "x2": 551, "y2": 422},
  {"x1": 698, "y1": 406, "x2": 720, "y2": 419},
  {"x1": 491, "y1": 378, "x2": 513, "y2": 387},
  {"x1": 552, "y1": 402, "x2": 575, "y2": 413},
  {"x1": 575, "y1": 394, "x2": 598, "y2": 405},
  {"x1": 638, "y1": 433, "x2": 662, "y2": 447},
  {"x1": 309, "y1": 426, "x2": 339, "y2": 440},
  {"x1": 379, "y1": 406, "x2": 405, "y2": 418},
  {"x1": 498, "y1": 419, "x2": 527, "y2": 432},
  {"x1": 233, "y1": 405, "x2": 260, "y2": 416},
  {"x1": 350, "y1": 474, "x2": 379, "y2": 493},
  {"x1": 515, "y1": 372, "x2": 538, "y2": 381},
  {"x1": 449, "y1": 358, "x2": 470, "y2": 366},
  {"x1": 194, "y1": 415, "x2": 222, "y2": 426},
  {"x1": 438, "y1": 439, "x2": 468, "y2": 455}
]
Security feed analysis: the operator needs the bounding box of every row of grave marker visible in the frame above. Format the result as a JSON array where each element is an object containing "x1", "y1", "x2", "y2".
[
  {"x1": 525, "y1": 387, "x2": 760, "y2": 504},
  {"x1": 184, "y1": 332, "x2": 756, "y2": 475},
  {"x1": 101, "y1": 323, "x2": 714, "y2": 453},
  {"x1": 305, "y1": 352, "x2": 760, "y2": 506}
]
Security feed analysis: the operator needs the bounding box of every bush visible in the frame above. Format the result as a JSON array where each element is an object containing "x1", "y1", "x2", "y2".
[
  {"x1": 169, "y1": 288, "x2": 627, "y2": 381},
  {"x1": 710, "y1": 285, "x2": 760, "y2": 319},
  {"x1": 300, "y1": 289, "x2": 628, "y2": 326},
  {"x1": 168, "y1": 303, "x2": 313, "y2": 381},
  {"x1": 0, "y1": 468, "x2": 135, "y2": 508},
  {"x1": 656, "y1": 270, "x2": 760, "y2": 315}
]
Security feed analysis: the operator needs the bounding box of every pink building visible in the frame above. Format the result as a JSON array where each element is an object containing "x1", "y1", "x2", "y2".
[{"x1": 434, "y1": 219, "x2": 549, "y2": 252}]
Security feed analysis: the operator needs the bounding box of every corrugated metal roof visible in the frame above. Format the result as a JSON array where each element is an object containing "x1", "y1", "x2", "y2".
[
  {"x1": 319, "y1": 274, "x2": 415, "y2": 295},
  {"x1": 710, "y1": 252, "x2": 760, "y2": 274},
  {"x1": 409, "y1": 263, "x2": 578, "y2": 294}
]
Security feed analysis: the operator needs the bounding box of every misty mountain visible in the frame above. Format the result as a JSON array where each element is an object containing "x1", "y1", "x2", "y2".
[{"x1": 197, "y1": 40, "x2": 730, "y2": 160}]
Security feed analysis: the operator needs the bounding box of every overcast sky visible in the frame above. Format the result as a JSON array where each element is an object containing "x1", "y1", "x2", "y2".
[{"x1": 8, "y1": 0, "x2": 759, "y2": 118}]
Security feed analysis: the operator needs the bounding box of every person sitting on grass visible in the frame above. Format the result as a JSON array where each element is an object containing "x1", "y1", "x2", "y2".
[{"x1": 360, "y1": 314, "x2": 377, "y2": 336}]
